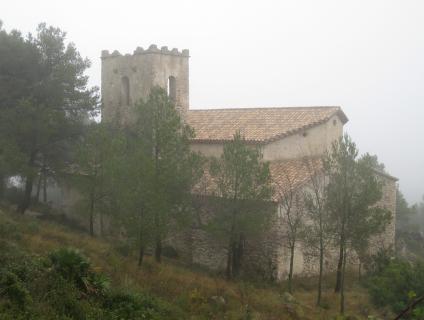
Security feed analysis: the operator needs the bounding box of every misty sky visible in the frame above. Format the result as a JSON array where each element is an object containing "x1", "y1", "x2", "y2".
[{"x1": 2, "y1": 0, "x2": 424, "y2": 203}]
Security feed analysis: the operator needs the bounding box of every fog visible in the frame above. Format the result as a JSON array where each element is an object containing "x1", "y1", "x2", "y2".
[{"x1": 2, "y1": 0, "x2": 423, "y2": 203}]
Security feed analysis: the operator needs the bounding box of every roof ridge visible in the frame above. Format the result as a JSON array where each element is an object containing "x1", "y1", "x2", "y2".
[
  {"x1": 187, "y1": 106, "x2": 349, "y2": 144},
  {"x1": 188, "y1": 106, "x2": 341, "y2": 112}
]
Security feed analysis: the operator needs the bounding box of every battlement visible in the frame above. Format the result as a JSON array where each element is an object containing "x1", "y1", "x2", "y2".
[
  {"x1": 101, "y1": 43, "x2": 190, "y2": 123},
  {"x1": 101, "y1": 44, "x2": 189, "y2": 59}
]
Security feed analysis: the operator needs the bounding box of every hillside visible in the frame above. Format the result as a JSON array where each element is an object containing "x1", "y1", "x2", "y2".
[{"x1": 0, "y1": 207, "x2": 389, "y2": 319}]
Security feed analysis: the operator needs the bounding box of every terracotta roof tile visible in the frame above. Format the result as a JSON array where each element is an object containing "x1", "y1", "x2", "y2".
[
  {"x1": 193, "y1": 158, "x2": 324, "y2": 202},
  {"x1": 187, "y1": 106, "x2": 348, "y2": 144},
  {"x1": 270, "y1": 158, "x2": 323, "y2": 201}
]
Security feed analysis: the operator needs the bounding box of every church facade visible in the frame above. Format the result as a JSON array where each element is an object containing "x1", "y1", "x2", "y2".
[{"x1": 101, "y1": 45, "x2": 397, "y2": 280}]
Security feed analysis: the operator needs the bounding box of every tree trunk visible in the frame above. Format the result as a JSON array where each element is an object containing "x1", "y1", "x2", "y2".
[
  {"x1": 226, "y1": 221, "x2": 236, "y2": 280},
  {"x1": 138, "y1": 244, "x2": 144, "y2": 267},
  {"x1": 99, "y1": 210, "x2": 104, "y2": 237},
  {"x1": 89, "y1": 192, "x2": 95, "y2": 236},
  {"x1": 317, "y1": 241, "x2": 324, "y2": 306},
  {"x1": 35, "y1": 172, "x2": 42, "y2": 202},
  {"x1": 288, "y1": 243, "x2": 295, "y2": 293},
  {"x1": 0, "y1": 174, "x2": 4, "y2": 199},
  {"x1": 42, "y1": 171, "x2": 47, "y2": 203},
  {"x1": 340, "y1": 248, "x2": 347, "y2": 315},
  {"x1": 233, "y1": 233, "x2": 245, "y2": 277},
  {"x1": 226, "y1": 238, "x2": 234, "y2": 280},
  {"x1": 335, "y1": 240, "x2": 344, "y2": 293},
  {"x1": 18, "y1": 174, "x2": 34, "y2": 214},
  {"x1": 138, "y1": 207, "x2": 144, "y2": 266},
  {"x1": 155, "y1": 237, "x2": 162, "y2": 263}
]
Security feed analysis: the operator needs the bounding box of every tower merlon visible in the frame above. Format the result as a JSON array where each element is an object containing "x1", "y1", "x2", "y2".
[{"x1": 101, "y1": 45, "x2": 189, "y2": 59}]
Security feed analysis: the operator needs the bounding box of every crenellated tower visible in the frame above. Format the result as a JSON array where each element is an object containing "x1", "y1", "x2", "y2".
[{"x1": 101, "y1": 44, "x2": 189, "y2": 122}]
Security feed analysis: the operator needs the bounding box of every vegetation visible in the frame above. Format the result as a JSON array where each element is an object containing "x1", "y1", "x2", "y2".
[
  {"x1": 0, "y1": 23, "x2": 98, "y2": 214},
  {"x1": 365, "y1": 253, "x2": 424, "y2": 319},
  {"x1": 0, "y1": 207, "x2": 393, "y2": 319},
  {"x1": 2, "y1": 21, "x2": 424, "y2": 319},
  {"x1": 73, "y1": 122, "x2": 114, "y2": 236},
  {"x1": 302, "y1": 157, "x2": 333, "y2": 306},
  {"x1": 208, "y1": 131, "x2": 273, "y2": 279},
  {"x1": 128, "y1": 87, "x2": 202, "y2": 264},
  {"x1": 324, "y1": 135, "x2": 391, "y2": 314},
  {"x1": 274, "y1": 164, "x2": 306, "y2": 293},
  {"x1": 0, "y1": 211, "x2": 181, "y2": 319}
]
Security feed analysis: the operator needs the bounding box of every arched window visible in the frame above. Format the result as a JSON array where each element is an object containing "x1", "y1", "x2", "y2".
[
  {"x1": 167, "y1": 76, "x2": 176, "y2": 102},
  {"x1": 121, "y1": 76, "x2": 130, "y2": 106}
]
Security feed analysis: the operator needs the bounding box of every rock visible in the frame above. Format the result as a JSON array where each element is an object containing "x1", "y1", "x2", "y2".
[{"x1": 209, "y1": 295, "x2": 226, "y2": 306}]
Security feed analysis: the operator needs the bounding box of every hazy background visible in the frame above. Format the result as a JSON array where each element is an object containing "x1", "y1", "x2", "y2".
[{"x1": 2, "y1": 0, "x2": 423, "y2": 203}]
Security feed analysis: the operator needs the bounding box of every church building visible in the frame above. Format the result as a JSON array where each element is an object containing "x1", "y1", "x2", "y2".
[{"x1": 100, "y1": 45, "x2": 397, "y2": 279}]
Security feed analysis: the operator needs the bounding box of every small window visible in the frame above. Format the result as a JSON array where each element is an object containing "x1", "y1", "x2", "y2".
[
  {"x1": 302, "y1": 131, "x2": 308, "y2": 137},
  {"x1": 167, "y1": 76, "x2": 176, "y2": 102},
  {"x1": 121, "y1": 76, "x2": 130, "y2": 106},
  {"x1": 333, "y1": 119, "x2": 337, "y2": 126}
]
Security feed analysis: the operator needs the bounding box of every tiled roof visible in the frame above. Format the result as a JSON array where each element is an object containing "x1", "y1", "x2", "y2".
[
  {"x1": 270, "y1": 158, "x2": 323, "y2": 201},
  {"x1": 187, "y1": 106, "x2": 348, "y2": 144},
  {"x1": 193, "y1": 157, "x2": 323, "y2": 202}
]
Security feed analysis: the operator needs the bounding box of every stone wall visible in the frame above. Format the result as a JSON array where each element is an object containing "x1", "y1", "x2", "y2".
[
  {"x1": 262, "y1": 115, "x2": 343, "y2": 161},
  {"x1": 368, "y1": 173, "x2": 397, "y2": 253},
  {"x1": 101, "y1": 45, "x2": 189, "y2": 123},
  {"x1": 289, "y1": 171, "x2": 397, "y2": 278},
  {"x1": 175, "y1": 172, "x2": 397, "y2": 281},
  {"x1": 189, "y1": 115, "x2": 344, "y2": 160}
]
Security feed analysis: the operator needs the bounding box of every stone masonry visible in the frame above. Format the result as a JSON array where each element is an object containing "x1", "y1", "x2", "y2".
[{"x1": 101, "y1": 45, "x2": 397, "y2": 280}]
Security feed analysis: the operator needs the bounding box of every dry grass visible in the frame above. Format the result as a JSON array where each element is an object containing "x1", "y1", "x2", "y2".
[{"x1": 1, "y1": 208, "x2": 387, "y2": 319}]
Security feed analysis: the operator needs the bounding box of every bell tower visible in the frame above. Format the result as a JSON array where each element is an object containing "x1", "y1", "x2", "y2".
[{"x1": 101, "y1": 44, "x2": 189, "y2": 122}]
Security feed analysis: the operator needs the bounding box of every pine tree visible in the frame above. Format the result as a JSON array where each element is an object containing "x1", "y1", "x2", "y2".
[{"x1": 208, "y1": 131, "x2": 273, "y2": 279}]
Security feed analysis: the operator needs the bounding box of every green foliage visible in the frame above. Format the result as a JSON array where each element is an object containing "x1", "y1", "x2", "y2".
[
  {"x1": 0, "y1": 22, "x2": 98, "y2": 212},
  {"x1": 396, "y1": 188, "x2": 416, "y2": 230},
  {"x1": 49, "y1": 248, "x2": 90, "y2": 282},
  {"x1": 72, "y1": 122, "x2": 116, "y2": 235},
  {"x1": 108, "y1": 87, "x2": 203, "y2": 263},
  {"x1": 207, "y1": 131, "x2": 273, "y2": 278},
  {"x1": 363, "y1": 247, "x2": 394, "y2": 275},
  {"x1": 0, "y1": 270, "x2": 32, "y2": 308},
  {"x1": 0, "y1": 240, "x2": 180, "y2": 319},
  {"x1": 324, "y1": 134, "x2": 391, "y2": 313},
  {"x1": 103, "y1": 291, "x2": 180, "y2": 320},
  {"x1": 366, "y1": 259, "x2": 424, "y2": 318},
  {"x1": 325, "y1": 135, "x2": 391, "y2": 253}
]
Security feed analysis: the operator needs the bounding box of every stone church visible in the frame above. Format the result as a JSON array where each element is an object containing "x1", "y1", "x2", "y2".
[{"x1": 100, "y1": 45, "x2": 397, "y2": 280}]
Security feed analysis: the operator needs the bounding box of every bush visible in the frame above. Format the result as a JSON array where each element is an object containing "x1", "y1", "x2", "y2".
[
  {"x1": 0, "y1": 216, "x2": 20, "y2": 241},
  {"x1": 0, "y1": 236, "x2": 185, "y2": 320},
  {"x1": 103, "y1": 291, "x2": 182, "y2": 320},
  {"x1": 49, "y1": 248, "x2": 90, "y2": 288},
  {"x1": 366, "y1": 258, "x2": 424, "y2": 318},
  {"x1": 3, "y1": 186, "x2": 24, "y2": 205},
  {"x1": 48, "y1": 247, "x2": 109, "y2": 295},
  {"x1": 162, "y1": 245, "x2": 179, "y2": 259},
  {"x1": 0, "y1": 270, "x2": 32, "y2": 308}
]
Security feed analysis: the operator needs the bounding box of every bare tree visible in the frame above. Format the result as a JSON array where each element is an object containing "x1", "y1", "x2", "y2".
[
  {"x1": 275, "y1": 169, "x2": 305, "y2": 293},
  {"x1": 302, "y1": 157, "x2": 333, "y2": 306}
]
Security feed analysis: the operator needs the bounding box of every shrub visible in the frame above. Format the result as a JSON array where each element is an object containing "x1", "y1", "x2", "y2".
[
  {"x1": 103, "y1": 291, "x2": 181, "y2": 320},
  {"x1": 3, "y1": 186, "x2": 24, "y2": 205},
  {"x1": 48, "y1": 247, "x2": 109, "y2": 295},
  {"x1": 366, "y1": 258, "x2": 424, "y2": 317},
  {"x1": 0, "y1": 216, "x2": 20, "y2": 241},
  {"x1": 114, "y1": 241, "x2": 133, "y2": 257},
  {"x1": 0, "y1": 270, "x2": 32, "y2": 308},
  {"x1": 49, "y1": 248, "x2": 90, "y2": 288},
  {"x1": 162, "y1": 245, "x2": 179, "y2": 259}
]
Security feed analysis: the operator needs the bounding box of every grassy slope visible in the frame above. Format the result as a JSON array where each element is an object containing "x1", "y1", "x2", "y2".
[{"x1": 0, "y1": 207, "x2": 389, "y2": 320}]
